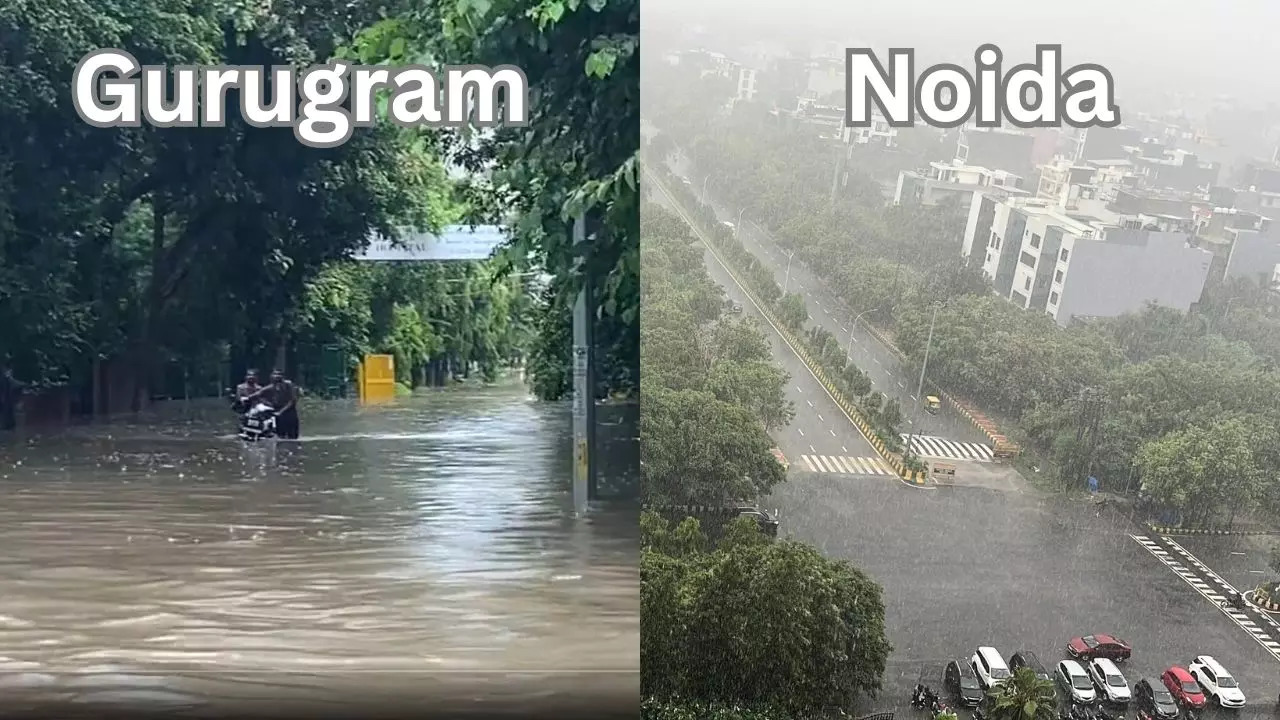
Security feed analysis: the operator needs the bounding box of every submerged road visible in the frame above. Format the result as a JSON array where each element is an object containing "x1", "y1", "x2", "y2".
[{"x1": 0, "y1": 380, "x2": 637, "y2": 717}]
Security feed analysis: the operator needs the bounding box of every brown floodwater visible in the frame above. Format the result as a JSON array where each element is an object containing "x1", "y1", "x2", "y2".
[{"x1": 0, "y1": 382, "x2": 638, "y2": 717}]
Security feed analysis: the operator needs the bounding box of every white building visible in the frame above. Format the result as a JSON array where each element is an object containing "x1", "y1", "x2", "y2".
[
  {"x1": 963, "y1": 195, "x2": 1212, "y2": 326},
  {"x1": 895, "y1": 161, "x2": 1026, "y2": 208},
  {"x1": 839, "y1": 111, "x2": 897, "y2": 149}
]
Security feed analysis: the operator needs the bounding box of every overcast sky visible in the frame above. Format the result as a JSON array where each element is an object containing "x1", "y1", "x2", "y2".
[{"x1": 644, "y1": 0, "x2": 1280, "y2": 109}]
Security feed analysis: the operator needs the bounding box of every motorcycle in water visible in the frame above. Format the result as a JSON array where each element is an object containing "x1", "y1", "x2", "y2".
[{"x1": 238, "y1": 401, "x2": 278, "y2": 442}]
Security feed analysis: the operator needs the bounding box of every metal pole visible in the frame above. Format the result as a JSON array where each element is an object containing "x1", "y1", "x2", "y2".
[
  {"x1": 736, "y1": 207, "x2": 746, "y2": 238},
  {"x1": 702, "y1": 174, "x2": 712, "y2": 198},
  {"x1": 783, "y1": 250, "x2": 794, "y2": 294},
  {"x1": 571, "y1": 214, "x2": 596, "y2": 515},
  {"x1": 846, "y1": 308, "x2": 878, "y2": 364},
  {"x1": 906, "y1": 304, "x2": 940, "y2": 457}
]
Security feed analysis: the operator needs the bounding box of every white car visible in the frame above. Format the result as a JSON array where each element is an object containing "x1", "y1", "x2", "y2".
[
  {"x1": 1188, "y1": 655, "x2": 1245, "y2": 708},
  {"x1": 1057, "y1": 660, "x2": 1098, "y2": 704},
  {"x1": 971, "y1": 646, "x2": 1011, "y2": 689},
  {"x1": 1088, "y1": 658, "x2": 1131, "y2": 704}
]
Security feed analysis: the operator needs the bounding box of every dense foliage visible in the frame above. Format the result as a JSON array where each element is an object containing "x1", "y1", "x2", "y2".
[
  {"x1": 641, "y1": 512, "x2": 892, "y2": 716},
  {"x1": 0, "y1": 0, "x2": 637, "y2": 427},
  {"x1": 347, "y1": 0, "x2": 639, "y2": 401},
  {"x1": 640, "y1": 205, "x2": 790, "y2": 506},
  {"x1": 653, "y1": 96, "x2": 1280, "y2": 530},
  {"x1": 641, "y1": 184, "x2": 893, "y2": 718}
]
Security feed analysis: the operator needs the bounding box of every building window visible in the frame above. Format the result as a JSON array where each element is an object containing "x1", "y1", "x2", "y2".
[
  {"x1": 1050, "y1": 291, "x2": 1060, "y2": 304},
  {"x1": 1030, "y1": 233, "x2": 1041, "y2": 249},
  {"x1": 986, "y1": 253, "x2": 993, "y2": 264},
  {"x1": 1060, "y1": 248, "x2": 1069, "y2": 262},
  {"x1": 1020, "y1": 251, "x2": 1036, "y2": 268},
  {"x1": 1055, "y1": 269, "x2": 1064, "y2": 284},
  {"x1": 1024, "y1": 276, "x2": 1032, "y2": 291}
]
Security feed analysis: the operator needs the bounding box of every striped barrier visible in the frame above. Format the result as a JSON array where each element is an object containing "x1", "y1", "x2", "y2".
[
  {"x1": 1148, "y1": 523, "x2": 1280, "y2": 537},
  {"x1": 1249, "y1": 589, "x2": 1280, "y2": 612},
  {"x1": 649, "y1": 170, "x2": 928, "y2": 486}
]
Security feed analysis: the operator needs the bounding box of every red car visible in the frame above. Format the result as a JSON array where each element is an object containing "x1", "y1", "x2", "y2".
[
  {"x1": 1066, "y1": 634, "x2": 1132, "y2": 661},
  {"x1": 1161, "y1": 666, "x2": 1206, "y2": 709}
]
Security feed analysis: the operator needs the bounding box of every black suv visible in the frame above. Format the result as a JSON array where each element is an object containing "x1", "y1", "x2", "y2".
[
  {"x1": 1134, "y1": 678, "x2": 1180, "y2": 720},
  {"x1": 1009, "y1": 650, "x2": 1051, "y2": 683},
  {"x1": 945, "y1": 659, "x2": 985, "y2": 707}
]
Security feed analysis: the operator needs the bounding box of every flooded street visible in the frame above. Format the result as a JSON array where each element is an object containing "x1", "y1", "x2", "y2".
[{"x1": 0, "y1": 381, "x2": 638, "y2": 717}]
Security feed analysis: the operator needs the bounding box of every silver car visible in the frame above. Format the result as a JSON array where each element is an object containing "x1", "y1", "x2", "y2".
[
  {"x1": 1058, "y1": 660, "x2": 1098, "y2": 704},
  {"x1": 1089, "y1": 658, "x2": 1131, "y2": 704}
]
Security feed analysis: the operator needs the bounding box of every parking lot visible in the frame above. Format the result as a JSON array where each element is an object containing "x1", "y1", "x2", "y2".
[{"x1": 765, "y1": 479, "x2": 1280, "y2": 719}]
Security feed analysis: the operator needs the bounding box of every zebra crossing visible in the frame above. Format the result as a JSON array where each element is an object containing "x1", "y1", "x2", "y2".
[
  {"x1": 797, "y1": 455, "x2": 892, "y2": 476},
  {"x1": 902, "y1": 434, "x2": 993, "y2": 461},
  {"x1": 1131, "y1": 533, "x2": 1280, "y2": 662}
]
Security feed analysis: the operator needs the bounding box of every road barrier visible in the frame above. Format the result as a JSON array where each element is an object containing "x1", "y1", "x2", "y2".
[
  {"x1": 1147, "y1": 522, "x2": 1280, "y2": 537},
  {"x1": 647, "y1": 167, "x2": 928, "y2": 486}
]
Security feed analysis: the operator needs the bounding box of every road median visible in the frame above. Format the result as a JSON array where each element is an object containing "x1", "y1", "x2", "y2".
[{"x1": 645, "y1": 165, "x2": 928, "y2": 487}]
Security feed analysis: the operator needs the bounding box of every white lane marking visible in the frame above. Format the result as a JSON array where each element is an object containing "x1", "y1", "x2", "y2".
[
  {"x1": 797, "y1": 428, "x2": 805, "y2": 437},
  {"x1": 842, "y1": 446, "x2": 848, "y2": 453},
  {"x1": 807, "y1": 400, "x2": 814, "y2": 408},
  {"x1": 817, "y1": 414, "x2": 824, "y2": 422},
  {"x1": 830, "y1": 429, "x2": 837, "y2": 437}
]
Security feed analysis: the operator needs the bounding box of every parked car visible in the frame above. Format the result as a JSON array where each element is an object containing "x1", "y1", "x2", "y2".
[
  {"x1": 1067, "y1": 634, "x2": 1132, "y2": 662},
  {"x1": 971, "y1": 647, "x2": 1011, "y2": 690},
  {"x1": 1161, "y1": 666, "x2": 1206, "y2": 709},
  {"x1": 729, "y1": 302, "x2": 743, "y2": 313},
  {"x1": 945, "y1": 659, "x2": 985, "y2": 707},
  {"x1": 1057, "y1": 660, "x2": 1098, "y2": 705},
  {"x1": 733, "y1": 506, "x2": 779, "y2": 537},
  {"x1": 1088, "y1": 658, "x2": 1132, "y2": 704},
  {"x1": 1009, "y1": 650, "x2": 1051, "y2": 683},
  {"x1": 1134, "y1": 677, "x2": 1181, "y2": 719},
  {"x1": 1188, "y1": 656, "x2": 1245, "y2": 708}
]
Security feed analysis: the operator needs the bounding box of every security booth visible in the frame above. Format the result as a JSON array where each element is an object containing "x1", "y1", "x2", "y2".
[{"x1": 925, "y1": 395, "x2": 941, "y2": 414}]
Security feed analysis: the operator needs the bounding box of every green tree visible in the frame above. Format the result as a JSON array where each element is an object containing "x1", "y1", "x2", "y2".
[
  {"x1": 641, "y1": 513, "x2": 892, "y2": 715},
  {"x1": 775, "y1": 292, "x2": 808, "y2": 330},
  {"x1": 986, "y1": 667, "x2": 1057, "y2": 720}
]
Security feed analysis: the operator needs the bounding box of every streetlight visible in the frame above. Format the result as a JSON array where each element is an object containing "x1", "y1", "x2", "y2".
[
  {"x1": 845, "y1": 307, "x2": 879, "y2": 364},
  {"x1": 702, "y1": 174, "x2": 714, "y2": 198},
  {"x1": 782, "y1": 249, "x2": 796, "y2": 295},
  {"x1": 905, "y1": 303, "x2": 941, "y2": 460},
  {"x1": 736, "y1": 207, "x2": 747, "y2": 238}
]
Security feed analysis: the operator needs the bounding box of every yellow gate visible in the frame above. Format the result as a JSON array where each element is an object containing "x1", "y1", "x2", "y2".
[{"x1": 359, "y1": 354, "x2": 396, "y2": 403}]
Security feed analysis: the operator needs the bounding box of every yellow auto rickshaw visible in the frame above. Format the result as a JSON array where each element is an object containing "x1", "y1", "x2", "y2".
[{"x1": 925, "y1": 395, "x2": 941, "y2": 414}]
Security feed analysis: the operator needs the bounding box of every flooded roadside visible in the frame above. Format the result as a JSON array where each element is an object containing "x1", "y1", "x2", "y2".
[{"x1": 0, "y1": 382, "x2": 637, "y2": 715}]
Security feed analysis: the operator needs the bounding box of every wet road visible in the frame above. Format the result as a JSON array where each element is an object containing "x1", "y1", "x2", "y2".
[
  {"x1": 768, "y1": 477, "x2": 1280, "y2": 719},
  {"x1": 669, "y1": 154, "x2": 990, "y2": 448},
  {"x1": 0, "y1": 380, "x2": 638, "y2": 717},
  {"x1": 645, "y1": 167, "x2": 882, "y2": 469}
]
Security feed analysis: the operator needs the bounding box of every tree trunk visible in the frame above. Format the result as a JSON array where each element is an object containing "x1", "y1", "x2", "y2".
[{"x1": 133, "y1": 197, "x2": 168, "y2": 413}]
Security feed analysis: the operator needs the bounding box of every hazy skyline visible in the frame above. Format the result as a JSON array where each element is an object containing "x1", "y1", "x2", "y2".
[{"x1": 644, "y1": 0, "x2": 1280, "y2": 108}]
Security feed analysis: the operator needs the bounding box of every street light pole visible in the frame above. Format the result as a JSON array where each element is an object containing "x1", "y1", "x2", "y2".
[
  {"x1": 845, "y1": 307, "x2": 879, "y2": 364},
  {"x1": 905, "y1": 303, "x2": 940, "y2": 460},
  {"x1": 702, "y1": 174, "x2": 713, "y2": 198},
  {"x1": 736, "y1": 207, "x2": 747, "y2": 238},
  {"x1": 782, "y1": 250, "x2": 795, "y2": 295}
]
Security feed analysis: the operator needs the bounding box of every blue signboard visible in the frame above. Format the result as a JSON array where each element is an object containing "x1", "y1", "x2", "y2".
[{"x1": 354, "y1": 225, "x2": 507, "y2": 262}]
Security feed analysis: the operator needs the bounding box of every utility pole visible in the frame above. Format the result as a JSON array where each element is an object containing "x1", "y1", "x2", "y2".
[
  {"x1": 736, "y1": 207, "x2": 746, "y2": 239},
  {"x1": 1063, "y1": 387, "x2": 1103, "y2": 491},
  {"x1": 845, "y1": 307, "x2": 879, "y2": 365},
  {"x1": 571, "y1": 214, "x2": 597, "y2": 516},
  {"x1": 829, "y1": 145, "x2": 846, "y2": 209},
  {"x1": 905, "y1": 303, "x2": 940, "y2": 460},
  {"x1": 782, "y1": 249, "x2": 795, "y2": 294}
]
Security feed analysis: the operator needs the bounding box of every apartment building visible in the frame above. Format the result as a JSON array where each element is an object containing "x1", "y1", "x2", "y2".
[
  {"x1": 1223, "y1": 228, "x2": 1280, "y2": 285},
  {"x1": 895, "y1": 161, "x2": 1026, "y2": 208},
  {"x1": 963, "y1": 195, "x2": 1212, "y2": 326},
  {"x1": 839, "y1": 110, "x2": 897, "y2": 149},
  {"x1": 956, "y1": 127, "x2": 1038, "y2": 184}
]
